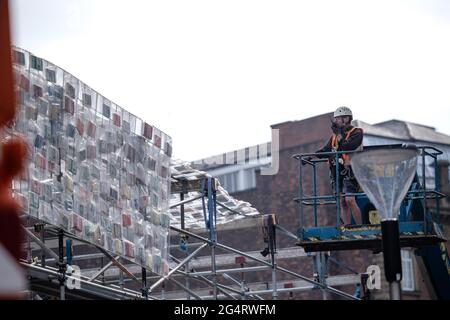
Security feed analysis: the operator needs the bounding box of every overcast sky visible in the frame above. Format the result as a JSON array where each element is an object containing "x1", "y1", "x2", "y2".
[{"x1": 10, "y1": 0, "x2": 450, "y2": 161}]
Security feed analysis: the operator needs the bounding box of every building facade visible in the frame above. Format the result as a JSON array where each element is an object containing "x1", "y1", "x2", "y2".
[{"x1": 195, "y1": 113, "x2": 450, "y2": 299}]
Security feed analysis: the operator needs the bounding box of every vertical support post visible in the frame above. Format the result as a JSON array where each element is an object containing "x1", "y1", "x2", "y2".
[
  {"x1": 66, "y1": 239, "x2": 72, "y2": 265},
  {"x1": 211, "y1": 244, "x2": 218, "y2": 300},
  {"x1": 142, "y1": 267, "x2": 148, "y2": 300},
  {"x1": 185, "y1": 260, "x2": 190, "y2": 300},
  {"x1": 313, "y1": 254, "x2": 320, "y2": 284},
  {"x1": 434, "y1": 156, "x2": 440, "y2": 224},
  {"x1": 180, "y1": 192, "x2": 185, "y2": 230},
  {"x1": 101, "y1": 257, "x2": 105, "y2": 285},
  {"x1": 58, "y1": 229, "x2": 66, "y2": 300},
  {"x1": 421, "y1": 150, "x2": 427, "y2": 234},
  {"x1": 40, "y1": 227, "x2": 46, "y2": 268},
  {"x1": 313, "y1": 162, "x2": 318, "y2": 227},
  {"x1": 299, "y1": 158, "x2": 304, "y2": 242},
  {"x1": 271, "y1": 252, "x2": 277, "y2": 300},
  {"x1": 313, "y1": 249, "x2": 329, "y2": 300},
  {"x1": 267, "y1": 214, "x2": 278, "y2": 300},
  {"x1": 335, "y1": 153, "x2": 341, "y2": 227},
  {"x1": 389, "y1": 282, "x2": 402, "y2": 300},
  {"x1": 207, "y1": 177, "x2": 218, "y2": 300},
  {"x1": 320, "y1": 252, "x2": 328, "y2": 300},
  {"x1": 26, "y1": 218, "x2": 32, "y2": 264},
  {"x1": 240, "y1": 262, "x2": 246, "y2": 300},
  {"x1": 360, "y1": 273, "x2": 370, "y2": 300},
  {"x1": 119, "y1": 269, "x2": 124, "y2": 291},
  {"x1": 180, "y1": 191, "x2": 190, "y2": 300},
  {"x1": 381, "y1": 220, "x2": 402, "y2": 300}
]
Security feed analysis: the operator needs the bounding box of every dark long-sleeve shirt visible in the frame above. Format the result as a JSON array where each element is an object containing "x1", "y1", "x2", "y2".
[{"x1": 316, "y1": 126, "x2": 363, "y2": 158}]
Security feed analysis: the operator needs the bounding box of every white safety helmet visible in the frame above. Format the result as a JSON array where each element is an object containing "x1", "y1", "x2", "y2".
[{"x1": 334, "y1": 106, "x2": 353, "y2": 118}]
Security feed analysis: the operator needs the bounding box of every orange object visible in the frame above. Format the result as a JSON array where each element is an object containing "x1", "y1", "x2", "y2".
[
  {"x1": 0, "y1": 0, "x2": 16, "y2": 126},
  {"x1": 0, "y1": 138, "x2": 27, "y2": 252},
  {"x1": 331, "y1": 127, "x2": 363, "y2": 163},
  {"x1": 0, "y1": 0, "x2": 27, "y2": 299}
]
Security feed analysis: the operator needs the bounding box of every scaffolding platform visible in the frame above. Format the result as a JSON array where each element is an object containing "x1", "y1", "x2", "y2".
[{"x1": 297, "y1": 222, "x2": 446, "y2": 252}]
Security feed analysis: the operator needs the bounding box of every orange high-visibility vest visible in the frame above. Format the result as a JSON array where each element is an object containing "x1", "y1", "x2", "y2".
[{"x1": 331, "y1": 127, "x2": 363, "y2": 164}]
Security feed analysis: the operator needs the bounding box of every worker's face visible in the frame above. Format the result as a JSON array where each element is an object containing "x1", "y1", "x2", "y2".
[{"x1": 334, "y1": 116, "x2": 350, "y2": 127}]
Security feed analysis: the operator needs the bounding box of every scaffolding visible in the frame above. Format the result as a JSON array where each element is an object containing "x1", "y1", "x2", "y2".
[{"x1": 22, "y1": 167, "x2": 364, "y2": 300}]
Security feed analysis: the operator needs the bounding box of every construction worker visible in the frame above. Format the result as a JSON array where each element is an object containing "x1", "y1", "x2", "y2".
[{"x1": 315, "y1": 106, "x2": 363, "y2": 225}]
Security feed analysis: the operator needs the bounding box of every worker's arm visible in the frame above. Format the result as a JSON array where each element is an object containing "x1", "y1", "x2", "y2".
[
  {"x1": 315, "y1": 137, "x2": 333, "y2": 158},
  {"x1": 340, "y1": 128, "x2": 363, "y2": 151}
]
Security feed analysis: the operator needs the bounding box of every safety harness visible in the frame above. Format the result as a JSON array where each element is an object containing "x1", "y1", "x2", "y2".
[{"x1": 330, "y1": 127, "x2": 363, "y2": 165}]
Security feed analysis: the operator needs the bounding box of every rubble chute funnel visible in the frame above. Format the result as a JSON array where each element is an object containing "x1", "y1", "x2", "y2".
[{"x1": 350, "y1": 145, "x2": 419, "y2": 221}]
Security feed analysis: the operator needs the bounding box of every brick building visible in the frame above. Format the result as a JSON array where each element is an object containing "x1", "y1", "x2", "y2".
[{"x1": 195, "y1": 112, "x2": 450, "y2": 299}]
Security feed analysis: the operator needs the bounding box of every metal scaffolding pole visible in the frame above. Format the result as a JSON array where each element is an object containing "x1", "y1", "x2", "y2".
[
  {"x1": 49, "y1": 227, "x2": 142, "y2": 286},
  {"x1": 26, "y1": 217, "x2": 32, "y2": 263},
  {"x1": 150, "y1": 242, "x2": 208, "y2": 292},
  {"x1": 119, "y1": 269, "x2": 124, "y2": 291},
  {"x1": 211, "y1": 243, "x2": 218, "y2": 299},
  {"x1": 40, "y1": 226, "x2": 46, "y2": 268},
  {"x1": 179, "y1": 191, "x2": 191, "y2": 300},
  {"x1": 22, "y1": 262, "x2": 150, "y2": 300},
  {"x1": 169, "y1": 194, "x2": 204, "y2": 209},
  {"x1": 190, "y1": 274, "x2": 238, "y2": 300},
  {"x1": 169, "y1": 255, "x2": 237, "y2": 300},
  {"x1": 168, "y1": 277, "x2": 203, "y2": 300},
  {"x1": 271, "y1": 254, "x2": 277, "y2": 300},
  {"x1": 142, "y1": 267, "x2": 148, "y2": 300},
  {"x1": 88, "y1": 257, "x2": 120, "y2": 282},
  {"x1": 221, "y1": 273, "x2": 264, "y2": 300},
  {"x1": 23, "y1": 226, "x2": 59, "y2": 261},
  {"x1": 176, "y1": 266, "x2": 270, "y2": 277},
  {"x1": 171, "y1": 225, "x2": 359, "y2": 300},
  {"x1": 58, "y1": 229, "x2": 66, "y2": 300}
]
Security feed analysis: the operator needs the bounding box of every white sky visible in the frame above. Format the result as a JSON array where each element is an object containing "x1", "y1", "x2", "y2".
[{"x1": 10, "y1": 0, "x2": 450, "y2": 161}]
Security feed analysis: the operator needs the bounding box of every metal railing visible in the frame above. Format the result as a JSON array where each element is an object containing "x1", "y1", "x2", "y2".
[{"x1": 292, "y1": 144, "x2": 446, "y2": 242}]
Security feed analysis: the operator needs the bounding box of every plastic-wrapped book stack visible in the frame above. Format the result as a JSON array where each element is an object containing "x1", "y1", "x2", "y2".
[
  {"x1": 10, "y1": 47, "x2": 172, "y2": 276},
  {"x1": 170, "y1": 159, "x2": 261, "y2": 230}
]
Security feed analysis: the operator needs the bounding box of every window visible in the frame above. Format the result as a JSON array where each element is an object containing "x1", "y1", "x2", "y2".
[
  {"x1": 31, "y1": 55, "x2": 43, "y2": 71},
  {"x1": 217, "y1": 169, "x2": 257, "y2": 193},
  {"x1": 32, "y1": 85, "x2": 43, "y2": 99},
  {"x1": 242, "y1": 168, "x2": 256, "y2": 190},
  {"x1": 13, "y1": 50, "x2": 25, "y2": 65},
  {"x1": 401, "y1": 249, "x2": 415, "y2": 291},
  {"x1": 65, "y1": 83, "x2": 75, "y2": 99},
  {"x1": 218, "y1": 172, "x2": 239, "y2": 193},
  {"x1": 83, "y1": 93, "x2": 92, "y2": 107},
  {"x1": 45, "y1": 69, "x2": 56, "y2": 83},
  {"x1": 165, "y1": 142, "x2": 172, "y2": 157},
  {"x1": 102, "y1": 103, "x2": 111, "y2": 118}
]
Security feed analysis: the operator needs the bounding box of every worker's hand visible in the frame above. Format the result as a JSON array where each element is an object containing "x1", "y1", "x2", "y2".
[
  {"x1": 331, "y1": 122, "x2": 340, "y2": 134},
  {"x1": 336, "y1": 133, "x2": 343, "y2": 141}
]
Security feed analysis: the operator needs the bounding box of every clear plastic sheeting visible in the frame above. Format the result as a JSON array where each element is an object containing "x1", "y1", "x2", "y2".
[
  {"x1": 350, "y1": 146, "x2": 419, "y2": 220},
  {"x1": 10, "y1": 47, "x2": 172, "y2": 275},
  {"x1": 352, "y1": 120, "x2": 450, "y2": 189},
  {"x1": 170, "y1": 160, "x2": 261, "y2": 230}
]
